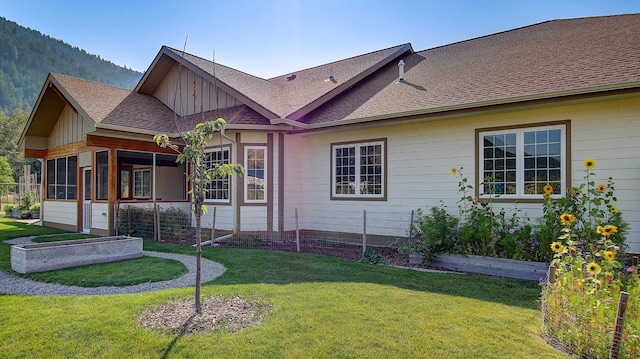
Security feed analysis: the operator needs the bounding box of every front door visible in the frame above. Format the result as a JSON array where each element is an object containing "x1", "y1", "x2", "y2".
[{"x1": 82, "y1": 168, "x2": 91, "y2": 233}]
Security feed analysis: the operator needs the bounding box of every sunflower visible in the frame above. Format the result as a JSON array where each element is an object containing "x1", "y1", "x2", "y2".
[
  {"x1": 610, "y1": 205, "x2": 618, "y2": 213},
  {"x1": 543, "y1": 184, "x2": 554, "y2": 195},
  {"x1": 583, "y1": 158, "x2": 596, "y2": 170},
  {"x1": 550, "y1": 242, "x2": 564, "y2": 253},
  {"x1": 597, "y1": 184, "x2": 606, "y2": 193},
  {"x1": 450, "y1": 166, "x2": 457, "y2": 176},
  {"x1": 604, "y1": 251, "x2": 616, "y2": 261},
  {"x1": 596, "y1": 226, "x2": 603, "y2": 235},
  {"x1": 560, "y1": 213, "x2": 576, "y2": 225},
  {"x1": 602, "y1": 225, "x2": 618, "y2": 236},
  {"x1": 586, "y1": 262, "x2": 601, "y2": 275},
  {"x1": 542, "y1": 193, "x2": 549, "y2": 201}
]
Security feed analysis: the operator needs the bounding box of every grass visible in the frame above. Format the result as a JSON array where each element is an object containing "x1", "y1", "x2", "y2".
[
  {"x1": 0, "y1": 218, "x2": 568, "y2": 358},
  {"x1": 24, "y1": 256, "x2": 188, "y2": 287}
]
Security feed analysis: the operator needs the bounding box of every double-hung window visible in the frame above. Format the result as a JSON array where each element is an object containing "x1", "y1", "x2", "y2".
[
  {"x1": 46, "y1": 156, "x2": 77, "y2": 200},
  {"x1": 332, "y1": 139, "x2": 385, "y2": 199},
  {"x1": 133, "y1": 169, "x2": 151, "y2": 198},
  {"x1": 478, "y1": 122, "x2": 567, "y2": 199},
  {"x1": 204, "y1": 147, "x2": 230, "y2": 202}
]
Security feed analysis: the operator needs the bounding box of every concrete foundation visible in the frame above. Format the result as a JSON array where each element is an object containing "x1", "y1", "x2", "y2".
[{"x1": 11, "y1": 236, "x2": 143, "y2": 274}]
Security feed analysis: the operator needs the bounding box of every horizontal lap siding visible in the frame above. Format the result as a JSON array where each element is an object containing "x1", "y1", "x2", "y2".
[
  {"x1": 296, "y1": 95, "x2": 640, "y2": 252},
  {"x1": 91, "y1": 203, "x2": 110, "y2": 230},
  {"x1": 43, "y1": 201, "x2": 77, "y2": 226}
]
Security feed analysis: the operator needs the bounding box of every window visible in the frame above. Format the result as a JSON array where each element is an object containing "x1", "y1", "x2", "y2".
[
  {"x1": 245, "y1": 146, "x2": 266, "y2": 202},
  {"x1": 46, "y1": 156, "x2": 77, "y2": 200},
  {"x1": 133, "y1": 169, "x2": 151, "y2": 198},
  {"x1": 332, "y1": 139, "x2": 385, "y2": 199},
  {"x1": 95, "y1": 151, "x2": 108, "y2": 200},
  {"x1": 204, "y1": 147, "x2": 230, "y2": 202},
  {"x1": 478, "y1": 123, "x2": 566, "y2": 199}
]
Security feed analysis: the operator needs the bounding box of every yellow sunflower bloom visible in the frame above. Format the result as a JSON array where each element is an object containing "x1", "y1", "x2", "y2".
[
  {"x1": 604, "y1": 251, "x2": 616, "y2": 261},
  {"x1": 543, "y1": 184, "x2": 554, "y2": 195},
  {"x1": 610, "y1": 206, "x2": 618, "y2": 213},
  {"x1": 583, "y1": 158, "x2": 596, "y2": 170},
  {"x1": 597, "y1": 184, "x2": 606, "y2": 193},
  {"x1": 602, "y1": 225, "x2": 618, "y2": 236},
  {"x1": 542, "y1": 193, "x2": 549, "y2": 201},
  {"x1": 550, "y1": 242, "x2": 564, "y2": 253},
  {"x1": 596, "y1": 226, "x2": 603, "y2": 235},
  {"x1": 560, "y1": 213, "x2": 576, "y2": 225},
  {"x1": 450, "y1": 166, "x2": 457, "y2": 176},
  {"x1": 586, "y1": 262, "x2": 601, "y2": 275}
]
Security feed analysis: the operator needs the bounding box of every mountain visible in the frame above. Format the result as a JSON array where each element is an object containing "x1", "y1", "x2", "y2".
[{"x1": 0, "y1": 16, "x2": 143, "y2": 114}]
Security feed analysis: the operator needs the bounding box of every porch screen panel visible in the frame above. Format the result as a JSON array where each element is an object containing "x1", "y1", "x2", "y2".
[
  {"x1": 95, "y1": 151, "x2": 108, "y2": 200},
  {"x1": 66, "y1": 156, "x2": 77, "y2": 199},
  {"x1": 46, "y1": 159, "x2": 55, "y2": 199}
]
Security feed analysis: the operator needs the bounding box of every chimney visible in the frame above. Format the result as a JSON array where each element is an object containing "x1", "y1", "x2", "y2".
[
  {"x1": 326, "y1": 66, "x2": 336, "y2": 83},
  {"x1": 397, "y1": 60, "x2": 405, "y2": 83}
]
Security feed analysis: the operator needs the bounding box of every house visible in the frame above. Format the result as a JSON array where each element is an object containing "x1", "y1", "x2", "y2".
[{"x1": 18, "y1": 14, "x2": 640, "y2": 253}]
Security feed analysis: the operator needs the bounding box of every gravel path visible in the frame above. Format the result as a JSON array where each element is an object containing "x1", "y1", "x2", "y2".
[{"x1": 1, "y1": 237, "x2": 226, "y2": 296}]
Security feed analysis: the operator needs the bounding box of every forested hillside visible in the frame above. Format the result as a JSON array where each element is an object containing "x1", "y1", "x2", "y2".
[{"x1": 0, "y1": 16, "x2": 142, "y2": 113}]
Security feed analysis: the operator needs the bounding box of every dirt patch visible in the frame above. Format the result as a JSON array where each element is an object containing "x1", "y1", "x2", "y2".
[{"x1": 139, "y1": 295, "x2": 269, "y2": 335}]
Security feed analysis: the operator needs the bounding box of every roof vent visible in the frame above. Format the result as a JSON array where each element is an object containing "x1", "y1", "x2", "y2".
[
  {"x1": 325, "y1": 66, "x2": 336, "y2": 83},
  {"x1": 397, "y1": 60, "x2": 405, "y2": 83},
  {"x1": 286, "y1": 74, "x2": 296, "y2": 81}
]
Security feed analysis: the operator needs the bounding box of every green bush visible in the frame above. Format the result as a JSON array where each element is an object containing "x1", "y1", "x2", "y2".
[
  {"x1": 359, "y1": 247, "x2": 387, "y2": 265},
  {"x1": 19, "y1": 191, "x2": 35, "y2": 210},
  {"x1": 3, "y1": 203, "x2": 16, "y2": 216}
]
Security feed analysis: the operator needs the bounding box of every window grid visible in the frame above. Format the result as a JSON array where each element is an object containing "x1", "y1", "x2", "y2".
[
  {"x1": 333, "y1": 141, "x2": 384, "y2": 198},
  {"x1": 479, "y1": 125, "x2": 564, "y2": 198},
  {"x1": 204, "y1": 148, "x2": 230, "y2": 201},
  {"x1": 46, "y1": 156, "x2": 77, "y2": 200},
  {"x1": 133, "y1": 169, "x2": 151, "y2": 198},
  {"x1": 245, "y1": 147, "x2": 266, "y2": 202}
]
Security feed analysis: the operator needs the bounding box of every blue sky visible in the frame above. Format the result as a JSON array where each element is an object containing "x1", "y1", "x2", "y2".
[{"x1": 2, "y1": 0, "x2": 639, "y2": 78}]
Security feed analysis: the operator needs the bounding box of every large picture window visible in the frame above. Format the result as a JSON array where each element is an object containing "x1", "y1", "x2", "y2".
[
  {"x1": 244, "y1": 146, "x2": 266, "y2": 202},
  {"x1": 331, "y1": 139, "x2": 385, "y2": 199},
  {"x1": 46, "y1": 156, "x2": 77, "y2": 200},
  {"x1": 478, "y1": 123, "x2": 567, "y2": 199},
  {"x1": 204, "y1": 147, "x2": 230, "y2": 202}
]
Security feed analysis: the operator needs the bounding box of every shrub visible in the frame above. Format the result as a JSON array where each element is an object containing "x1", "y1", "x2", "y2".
[
  {"x1": 359, "y1": 247, "x2": 387, "y2": 265},
  {"x1": 19, "y1": 191, "x2": 35, "y2": 210},
  {"x1": 29, "y1": 203, "x2": 40, "y2": 212},
  {"x1": 3, "y1": 203, "x2": 16, "y2": 216}
]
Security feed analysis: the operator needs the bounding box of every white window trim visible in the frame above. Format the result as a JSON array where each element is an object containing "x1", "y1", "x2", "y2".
[
  {"x1": 204, "y1": 147, "x2": 231, "y2": 203},
  {"x1": 478, "y1": 124, "x2": 566, "y2": 199},
  {"x1": 331, "y1": 140, "x2": 385, "y2": 199},
  {"x1": 244, "y1": 146, "x2": 267, "y2": 203},
  {"x1": 133, "y1": 168, "x2": 152, "y2": 199}
]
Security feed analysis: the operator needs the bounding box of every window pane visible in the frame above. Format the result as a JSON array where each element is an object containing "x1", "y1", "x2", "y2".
[
  {"x1": 480, "y1": 126, "x2": 564, "y2": 197},
  {"x1": 95, "y1": 151, "x2": 108, "y2": 200},
  {"x1": 204, "y1": 148, "x2": 230, "y2": 201},
  {"x1": 67, "y1": 156, "x2": 77, "y2": 200},
  {"x1": 246, "y1": 147, "x2": 266, "y2": 201},
  {"x1": 46, "y1": 159, "x2": 56, "y2": 199}
]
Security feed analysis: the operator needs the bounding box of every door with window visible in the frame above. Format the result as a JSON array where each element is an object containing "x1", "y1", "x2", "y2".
[{"x1": 82, "y1": 168, "x2": 91, "y2": 233}]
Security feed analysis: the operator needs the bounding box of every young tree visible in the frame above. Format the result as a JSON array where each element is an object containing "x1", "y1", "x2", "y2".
[
  {"x1": 0, "y1": 156, "x2": 14, "y2": 211},
  {"x1": 154, "y1": 118, "x2": 244, "y2": 313}
]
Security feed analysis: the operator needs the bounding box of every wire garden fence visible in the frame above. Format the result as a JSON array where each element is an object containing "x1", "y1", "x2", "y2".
[{"x1": 115, "y1": 203, "x2": 413, "y2": 261}]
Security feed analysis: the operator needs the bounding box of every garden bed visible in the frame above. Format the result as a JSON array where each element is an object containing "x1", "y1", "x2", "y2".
[{"x1": 11, "y1": 235, "x2": 143, "y2": 274}]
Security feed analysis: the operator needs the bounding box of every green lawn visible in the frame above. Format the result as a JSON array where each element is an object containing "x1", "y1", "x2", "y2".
[{"x1": 0, "y1": 218, "x2": 568, "y2": 358}]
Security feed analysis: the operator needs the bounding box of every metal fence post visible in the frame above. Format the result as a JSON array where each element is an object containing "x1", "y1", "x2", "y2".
[
  {"x1": 362, "y1": 209, "x2": 367, "y2": 256},
  {"x1": 295, "y1": 208, "x2": 300, "y2": 252}
]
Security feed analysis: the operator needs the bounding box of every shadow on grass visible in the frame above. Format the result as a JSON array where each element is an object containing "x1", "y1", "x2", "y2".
[
  {"x1": 160, "y1": 313, "x2": 196, "y2": 359},
  {"x1": 144, "y1": 241, "x2": 542, "y2": 310}
]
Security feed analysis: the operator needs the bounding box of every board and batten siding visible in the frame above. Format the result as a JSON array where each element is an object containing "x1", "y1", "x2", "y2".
[
  {"x1": 294, "y1": 95, "x2": 640, "y2": 252},
  {"x1": 153, "y1": 64, "x2": 241, "y2": 117},
  {"x1": 48, "y1": 104, "x2": 94, "y2": 148}
]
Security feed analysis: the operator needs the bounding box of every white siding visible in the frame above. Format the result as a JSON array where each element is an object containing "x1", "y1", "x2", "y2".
[
  {"x1": 240, "y1": 206, "x2": 268, "y2": 231},
  {"x1": 154, "y1": 64, "x2": 241, "y2": 116},
  {"x1": 43, "y1": 201, "x2": 77, "y2": 226},
  {"x1": 91, "y1": 202, "x2": 110, "y2": 231},
  {"x1": 293, "y1": 95, "x2": 640, "y2": 252}
]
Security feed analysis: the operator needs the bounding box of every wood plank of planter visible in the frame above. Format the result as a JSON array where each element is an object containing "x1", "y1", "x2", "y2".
[{"x1": 430, "y1": 254, "x2": 549, "y2": 281}]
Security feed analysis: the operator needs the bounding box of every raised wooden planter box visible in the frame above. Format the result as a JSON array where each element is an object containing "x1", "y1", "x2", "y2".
[
  {"x1": 11, "y1": 236, "x2": 143, "y2": 274},
  {"x1": 430, "y1": 254, "x2": 548, "y2": 281}
]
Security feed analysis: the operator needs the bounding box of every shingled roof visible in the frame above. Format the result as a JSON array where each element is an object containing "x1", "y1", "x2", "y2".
[
  {"x1": 23, "y1": 13, "x2": 640, "y2": 141},
  {"x1": 299, "y1": 14, "x2": 640, "y2": 126}
]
